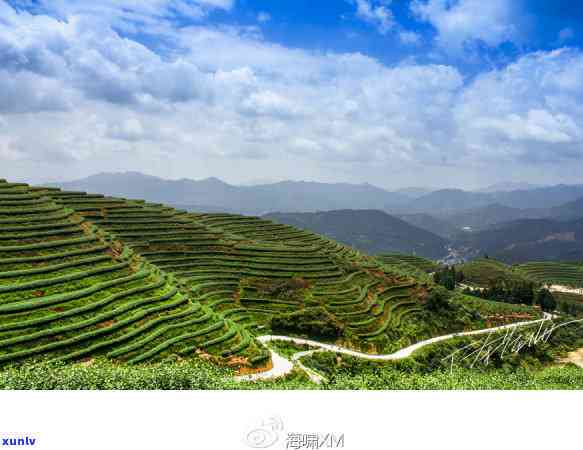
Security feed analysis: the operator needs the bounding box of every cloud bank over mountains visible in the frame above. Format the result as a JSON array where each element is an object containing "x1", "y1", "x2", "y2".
[{"x1": 1, "y1": 0, "x2": 582, "y2": 187}]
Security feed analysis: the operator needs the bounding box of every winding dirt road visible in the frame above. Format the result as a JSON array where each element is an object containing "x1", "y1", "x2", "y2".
[
  {"x1": 236, "y1": 314, "x2": 552, "y2": 383},
  {"x1": 549, "y1": 284, "x2": 583, "y2": 296}
]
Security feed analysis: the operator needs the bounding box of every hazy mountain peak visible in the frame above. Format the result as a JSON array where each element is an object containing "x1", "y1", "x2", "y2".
[{"x1": 478, "y1": 182, "x2": 543, "y2": 193}]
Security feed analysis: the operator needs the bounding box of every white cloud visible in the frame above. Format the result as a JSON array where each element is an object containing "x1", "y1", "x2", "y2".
[
  {"x1": 29, "y1": 0, "x2": 235, "y2": 19},
  {"x1": 15, "y1": 0, "x2": 236, "y2": 36},
  {"x1": 0, "y1": 12, "x2": 214, "y2": 107},
  {"x1": 456, "y1": 49, "x2": 583, "y2": 162},
  {"x1": 411, "y1": 0, "x2": 519, "y2": 52},
  {"x1": 354, "y1": 0, "x2": 394, "y2": 35},
  {"x1": 108, "y1": 118, "x2": 146, "y2": 141},
  {"x1": 472, "y1": 110, "x2": 578, "y2": 144},
  {"x1": 240, "y1": 91, "x2": 303, "y2": 118},
  {"x1": 1, "y1": 1, "x2": 583, "y2": 187},
  {"x1": 257, "y1": 12, "x2": 271, "y2": 23},
  {"x1": 0, "y1": 70, "x2": 77, "y2": 113}
]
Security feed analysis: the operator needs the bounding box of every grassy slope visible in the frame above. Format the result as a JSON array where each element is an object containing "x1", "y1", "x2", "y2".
[
  {"x1": 53, "y1": 188, "x2": 549, "y2": 355},
  {"x1": 45, "y1": 189, "x2": 445, "y2": 354},
  {"x1": 0, "y1": 179, "x2": 545, "y2": 372},
  {"x1": 458, "y1": 258, "x2": 531, "y2": 287},
  {"x1": 515, "y1": 261, "x2": 583, "y2": 287},
  {"x1": 0, "y1": 180, "x2": 264, "y2": 367},
  {"x1": 460, "y1": 257, "x2": 583, "y2": 289},
  {"x1": 377, "y1": 253, "x2": 442, "y2": 273}
]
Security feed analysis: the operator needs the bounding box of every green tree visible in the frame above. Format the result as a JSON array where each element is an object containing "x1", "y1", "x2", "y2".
[
  {"x1": 426, "y1": 288, "x2": 450, "y2": 311},
  {"x1": 443, "y1": 274, "x2": 455, "y2": 291},
  {"x1": 537, "y1": 289, "x2": 557, "y2": 313}
]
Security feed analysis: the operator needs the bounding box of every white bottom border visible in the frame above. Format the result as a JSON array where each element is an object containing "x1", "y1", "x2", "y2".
[{"x1": 0, "y1": 391, "x2": 579, "y2": 450}]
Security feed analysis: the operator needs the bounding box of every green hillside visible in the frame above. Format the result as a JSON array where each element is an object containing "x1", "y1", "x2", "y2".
[
  {"x1": 515, "y1": 262, "x2": 583, "y2": 288},
  {"x1": 460, "y1": 258, "x2": 583, "y2": 289},
  {"x1": 44, "y1": 191, "x2": 441, "y2": 354},
  {"x1": 377, "y1": 253, "x2": 442, "y2": 273},
  {"x1": 458, "y1": 258, "x2": 531, "y2": 287},
  {"x1": 0, "y1": 180, "x2": 266, "y2": 366},
  {"x1": 0, "y1": 178, "x2": 547, "y2": 374}
]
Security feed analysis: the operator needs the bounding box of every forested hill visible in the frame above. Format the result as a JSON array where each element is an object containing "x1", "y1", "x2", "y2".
[
  {"x1": 455, "y1": 218, "x2": 583, "y2": 263},
  {"x1": 264, "y1": 209, "x2": 448, "y2": 259}
]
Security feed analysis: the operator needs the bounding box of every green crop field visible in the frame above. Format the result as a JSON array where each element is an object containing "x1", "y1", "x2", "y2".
[
  {"x1": 514, "y1": 262, "x2": 583, "y2": 288},
  {"x1": 44, "y1": 189, "x2": 441, "y2": 356},
  {"x1": 0, "y1": 178, "x2": 553, "y2": 388},
  {"x1": 458, "y1": 258, "x2": 531, "y2": 287},
  {"x1": 0, "y1": 181, "x2": 265, "y2": 367},
  {"x1": 377, "y1": 253, "x2": 442, "y2": 273}
]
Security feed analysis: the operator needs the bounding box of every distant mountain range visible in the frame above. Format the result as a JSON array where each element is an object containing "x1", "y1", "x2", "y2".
[
  {"x1": 407, "y1": 185, "x2": 583, "y2": 212},
  {"x1": 477, "y1": 182, "x2": 543, "y2": 193},
  {"x1": 50, "y1": 172, "x2": 583, "y2": 217},
  {"x1": 442, "y1": 204, "x2": 544, "y2": 230},
  {"x1": 49, "y1": 172, "x2": 409, "y2": 215},
  {"x1": 264, "y1": 210, "x2": 449, "y2": 259},
  {"x1": 437, "y1": 196, "x2": 583, "y2": 231}
]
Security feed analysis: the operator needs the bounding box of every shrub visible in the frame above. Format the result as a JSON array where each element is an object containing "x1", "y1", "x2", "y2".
[{"x1": 271, "y1": 307, "x2": 345, "y2": 338}]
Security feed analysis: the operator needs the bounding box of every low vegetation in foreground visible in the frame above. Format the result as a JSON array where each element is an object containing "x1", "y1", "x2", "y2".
[
  {"x1": 3, "y1": 317, "x2": 583, "y2": 389},
  {"x1": 1, "y1": 359, "x2": 582, "y2": 390}
]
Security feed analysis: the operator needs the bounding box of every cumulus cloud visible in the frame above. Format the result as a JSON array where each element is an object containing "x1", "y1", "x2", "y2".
[
  {"x1": 0, "y1": 71, "x2": 77, "y2": 113},
  {"x1": 0, "y1": 12, "x2": 214, "y2": 108},
  {"x1": 456, "y1": 49, "x2": 583, "y2": 163},
  {"x1": 353, "y1": 0, "x2": 395, "y2": 35},
  {"x1": 411, "y1": 0, "x2": 520, "y2": 52},
  {"x1": 1, "y1": 0, "x2": 583, "y2": 187}
]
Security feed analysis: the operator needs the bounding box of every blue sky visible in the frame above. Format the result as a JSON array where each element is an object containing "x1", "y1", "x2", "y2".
[
  {"x1": 153, "y1": 0, "x2": 583, "y2": 71},
  {"x1": 1, "y1": 0, "x2": 583, "y2": 189}
]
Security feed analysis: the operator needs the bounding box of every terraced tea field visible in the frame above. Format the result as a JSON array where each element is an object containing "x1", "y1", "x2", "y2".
[
  {"x1": 458, "y1": 258, "x2": 531, "y2": 287},
  {"x1": 45, "y1": 190, "x2": 433, "y2": 353},
  {"x1": 515, "y1": 262, "x2": 583, "y2": 288},
  {"x1": 377, "y1": 253, "x2": 441, "y2": 273},
  {"x1": 0, "y1": 178, "x2": 532, "y2": 372},
  {"x1": 0, "y1": 180, "x2": 265, "y2": 366}
]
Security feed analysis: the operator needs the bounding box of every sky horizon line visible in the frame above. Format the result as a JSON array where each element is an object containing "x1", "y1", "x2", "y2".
[{"x1": 23, "y1": 170, "x2": 561, "y2": 193}]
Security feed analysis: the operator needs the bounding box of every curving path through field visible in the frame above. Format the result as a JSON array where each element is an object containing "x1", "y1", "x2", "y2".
[
  {"x1": 236, "y1": 313, "x2": 553, "y2": 383},
  {"x1": 549, "y1": 284, "x2": 583, "y2": 296}
]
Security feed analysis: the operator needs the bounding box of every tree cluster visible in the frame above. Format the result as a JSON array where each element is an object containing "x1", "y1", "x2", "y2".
[
  {"x1": 463, "y1": 282, "x2": 557, "y2": 312},
  {"x1": 433, "y1": 266, "x2": 464, "y2": 291}
]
